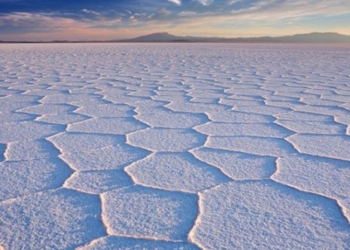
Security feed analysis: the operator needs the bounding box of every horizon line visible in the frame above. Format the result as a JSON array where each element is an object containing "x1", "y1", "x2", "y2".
[{"x1": 1, "y1": 31, "x2": 350, "y2": 43}]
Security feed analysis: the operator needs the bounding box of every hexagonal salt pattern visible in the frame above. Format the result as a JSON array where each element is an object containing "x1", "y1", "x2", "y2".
[
  {"x1": 135, "y1": 108, "x2": 208, "y2": 128},
  {"x1": 1, "y1": 43, "x2": 350, "y2": 249},
  {"x1": 67, "y1": 117, "x2": 147, "y2": 135},
  {"x1": 127, "y1": 128, "x2": 206, "y2": 152},
  {"x1": 0, "y1": 121, "x2": 64, "y2": 143},
  {"x1": 0, "y1": 189, "x2": 105, "y2": 249},
  {"x1": 0, "y1": 158, "x2": 72, "y2": 201},
  {"x1": 64, "y1": 170, "x2": 133, "y2": 194},
  {"x1": 192, "y1": 147, "x2": 276, "y2": 180},
  {"x1": 126, "y1": 152, "x2": 230, "y2": 193},
  {"x1": 102, "y1": 186, "x2": 197, "y2": 240},
  {"x1": 195, "y1": 122, "x2": 292, "y2": 138},
  {"x1": 5, "y1": 139, "x2": 60, "y2": 161},
  {"x1": 287, "y1": 134, "x2": 350, "y2": 161},
  {"x1": 190, "y1": 181, "x2": 350, "y2": 249}
]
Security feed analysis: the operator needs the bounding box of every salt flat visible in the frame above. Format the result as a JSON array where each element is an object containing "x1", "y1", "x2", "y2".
[{"x1": 0, "y1": 43, "x2": 350, "y2": 249}]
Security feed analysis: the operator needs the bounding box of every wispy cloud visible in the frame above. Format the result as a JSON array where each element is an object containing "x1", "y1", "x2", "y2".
[
  {"x1": 195, "y1": 0, "x2": 214, "y2": 6},
  {"x1": 0, "y1": 12, "x2": 82, "y2": 33},
  {"x1": 0, "y1": 0, "x2": 349, "y2": 40},
  {"x1": 0, "y1": 11, "x2": 133, "y2": 41},
  {"x1": 168, "y1": 0, "x2": 181, "y2": 6},
  {"x1": 82, "y1": 9, "x2": 101, "y2": 16},
  {"x1": 227, "y1": 0, "x2": 243, "y2": 5},
  {"x1": 229, "y1": 0, "x2": 350, "y2": 20},
  {"x1": 178, "y1": 11, "x2": 197, "y2": 17}
]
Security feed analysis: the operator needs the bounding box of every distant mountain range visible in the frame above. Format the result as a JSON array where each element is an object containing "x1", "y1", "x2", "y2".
[
  {"x1": 1, "y1": 32, "x2": 350, "y2": 43},
  {"x1": 116, "y1": 32, "x2": 350, "y2": 43}
]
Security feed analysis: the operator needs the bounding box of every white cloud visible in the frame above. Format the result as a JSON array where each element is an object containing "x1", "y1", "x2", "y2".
[
  {"x1": 230, "y1": 0, "x2": 350, "y2": 20},
  {"x1": 82, "y1": 9, "x2": 101, "y2": 16},
  {"x1": 196, "y1": 0, "x2": 214, "y2": 6},
  {"x1": 168, "y1": 0, "x2": 182, "y2": 6},
  {"x1": 227, "y1": 0, "x2": 243, "y2": 5},
  {"x1": 0, "y1": 12, "x2": 81, "y2": 32},
  {"x1": 178, "y1": 11, "x2": 197, "y2": 17}
]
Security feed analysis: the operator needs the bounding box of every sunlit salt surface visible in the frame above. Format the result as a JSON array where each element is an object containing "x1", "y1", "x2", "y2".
[{"x1": 1, "y1": 43, "x2": 350, "y2": 249}]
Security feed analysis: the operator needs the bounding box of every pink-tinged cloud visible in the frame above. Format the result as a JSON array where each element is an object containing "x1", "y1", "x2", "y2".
[
  {"x1": 0, "y1": 12, "x2": 132, "y2": 41},
  {"x1": 0, "y1": 0, "x2": 350, "y2": 41}
]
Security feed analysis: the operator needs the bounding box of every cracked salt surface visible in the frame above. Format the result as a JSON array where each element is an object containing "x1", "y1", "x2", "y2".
[{"x1": 1, "y1": 43, "x2": 350, "y2": 249}]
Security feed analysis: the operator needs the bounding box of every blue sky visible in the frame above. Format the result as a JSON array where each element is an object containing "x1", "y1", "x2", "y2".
[{"x1": 0, "y1": 0, "x2": 349, "y2": 41}]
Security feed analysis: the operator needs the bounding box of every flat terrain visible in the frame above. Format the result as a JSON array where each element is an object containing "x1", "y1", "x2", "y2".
[{"x1": 0, "y1": 43, "x2": 350, "y2": 249}]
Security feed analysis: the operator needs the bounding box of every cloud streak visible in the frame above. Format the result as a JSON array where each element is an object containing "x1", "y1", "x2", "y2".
[
  {"x1": 0, "y1": 12, "x2": 82, "y2": 33},
  {"x1": 196, "y1": 0, "x2": 214, "y2": 6},
  {"x1": 168, "y1": 0, "x2": 181, "y2": 6},
  {"x1": 0, "y1": 0, "x2": 349, "y2": 40}
]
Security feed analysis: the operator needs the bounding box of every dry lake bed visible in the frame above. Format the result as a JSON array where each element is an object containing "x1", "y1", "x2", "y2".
[{"x1": 1, "y1": 43, "x2": 350, "y2": 249}]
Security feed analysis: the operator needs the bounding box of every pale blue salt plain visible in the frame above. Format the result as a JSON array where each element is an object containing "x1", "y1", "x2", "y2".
[{"x1": 0, "y1": 43, "x2": 350, "y2": 249}]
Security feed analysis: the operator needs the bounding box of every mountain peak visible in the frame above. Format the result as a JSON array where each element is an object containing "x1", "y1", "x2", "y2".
[
  {"x1": 131, "y1": 32, "x2": 179, "y2": 41},
  {"x1": 151, "y1": 32, "x2": 171, "y2": 35},
  {"x1": 116, "y1": 31, "x2": 350, "y2": 43}
]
